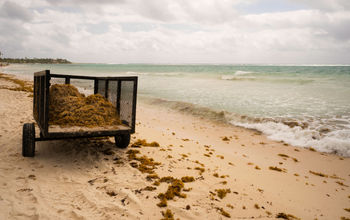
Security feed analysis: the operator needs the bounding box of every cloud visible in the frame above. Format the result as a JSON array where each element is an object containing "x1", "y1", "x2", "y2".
[
  {"x1": 290, "y1": 0, "x2": 350, "y2": 11},
  {"x1": 45, "y1": 0, "x2": 125, "y2": 5},
  {"x1": 242, "y1": 10, "x2": 350, "y2": 41},
  {"x1": 0, "y1": 0, "x2": 349, "y2": 64},
  {"x1": 0, "y1": 1, "x2": 34, "y2": 21}
]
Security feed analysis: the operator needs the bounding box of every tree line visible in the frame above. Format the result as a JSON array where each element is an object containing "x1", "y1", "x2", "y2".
[
  {"x1": 0, "y1": 51, "x2": 71, "y2": 64},
  {"x1": 0, "y1": 57, "x2": 71, "y2": 64}
]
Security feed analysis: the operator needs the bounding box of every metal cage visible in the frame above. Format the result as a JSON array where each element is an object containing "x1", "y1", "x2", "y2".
[{"x1": 33, "y1": 70, "x2": 137, "y2": 140}]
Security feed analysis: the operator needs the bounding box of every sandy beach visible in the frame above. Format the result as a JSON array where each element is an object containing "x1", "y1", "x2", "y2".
[{"x1": 0, "y1": 73, "x2": 350, "y2": 220}]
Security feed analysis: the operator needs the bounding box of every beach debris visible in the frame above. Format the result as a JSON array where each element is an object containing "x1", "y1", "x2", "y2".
[
  {"x1": 254, "y1": 204, "x2": 260, "y2": 209},
  {"x1": 28, "y1": 174, "x2": 36, "y2": 180},
  {"x1": 181, "y1": 176, "x2": 195, "y2": 182},
  {"x1": 194, "y1": 160, "x2": 205, "y2": 167},
  {"x1": 217, "y1": 155, "x2": 225, "y2": 159},
  {"x1": 215, "y1": 188, "x2": 231, "y2": 199},
  {"x1": 292, "y1": 157, "x2": 299, "y2": 162},
  {"x1": 160, "y1": 176, "x2": 175, "y2": 183},
  {"x1": 156, "y1": 176, "x2": 195, "y2": 208},
  {"x1": 344, "y1": 208, "x2": 350, "y2": 212},
  {"x1": 131, "y1": 139, "x2": 160, "y2": 148},
  {"x1": 226, "y1": 204, "x2": 234, "y2": 209},
  {"x1": 126, "y1": 149, "x2": 140, "y2": 160},
  {"x1": 143, "y1": 186, "x2": 157, "y2": 191},
  {"x1": 153, "y1": 181, "x2": 160, "y2": 186},
  {"x1": 278, "y1": 153, "x2": 289, "y2": 158},
  {"x1": 126, "y1": 149, "x2": 161, "y2": 174},
  {"x1": 157, "y1": 179, "x2": 186, "y2": 207},
  {"x1": 255, "y1": 165, "x2": 261, "y2": 170},
  {"x1": 341, "y1": 217, "x2": 350, "y2": 220},
  {"x1": 276, "y1": 212, "x2": 300, "y2": 219},
  {"x1": 88, "y1": 178, "x2": 97, "y2": 185},
  {"x1": 216, "y1": 207, "x2": 231, "y2": 218},
  {"x1": 336, "y1": 181, "x2": 349, "y2": 187},
  {"x1": 106, "y1": 190, "x2": 117, "y2": 197},
  {"x1": 194, "y1": 167, "x2": 205, "y2": 175},
  {"x1": 17, "y1": 188, "x2": 33, "y2": 192},
  {"x1": 186, "y1": 205, "x2": 191, "y2": 210},
  {"x1": 309, "y1": 170, "x2": 328, "y2": 178},
  {"x1": 181, "y1": 154, "x2": 188, "y2": 158},
  {"x1": 48, "y1": 84, "x2": 121, "y2": 127},
  {"x1": 269, "y1": 166, "x2": 286, "y2": 173},
  {"x1": 283, "y1": 121, "x2": 308, "y2": 129},
  {"x1": 221, "y1": 136, "x2": 230, "y2": 141},
  {"x1": 146, "y1": 174, "x2": 159, "y2": 181},
  {"x1": 161, "y1": 209, "x2": 174, "y2": 220},
  {"x1": 329, "y1": 174, "x2": 345, "y2": 180},
  {"x1": 308, "y1": 147, "x2": 316, "y2": 152},
  {"x1": 0, "y1": 73, "x2": 33, "y2": 93}
]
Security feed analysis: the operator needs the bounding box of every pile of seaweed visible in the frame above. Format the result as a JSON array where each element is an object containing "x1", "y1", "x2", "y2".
[{"x1": 49, "y1": 84, "x2": 121, "y2": 127}]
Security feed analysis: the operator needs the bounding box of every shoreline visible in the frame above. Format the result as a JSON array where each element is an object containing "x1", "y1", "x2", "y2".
[{"x1": 0, "y1": 73, "x2": 350, "y2": 219}]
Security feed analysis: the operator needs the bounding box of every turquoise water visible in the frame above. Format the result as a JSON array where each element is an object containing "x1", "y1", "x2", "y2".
[{"x1": 2, "y1": 64, "x2": 350, "y2": 156}]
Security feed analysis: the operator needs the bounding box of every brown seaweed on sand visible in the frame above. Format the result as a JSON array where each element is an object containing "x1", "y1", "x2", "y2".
[
  {"x1": 215, "y1": 188, "x2": 231, "y2": 199},
  {"x1": 278, "y1": 153, "x2": 289, "y2": 158},
  {"x1": 131, "y1": 139, "x2": 160, "y2": 148},
  {"x1": 336, "y1": 181, "x2": 349, "y2": 187},
  {"x1": 309, "y1": 170, "x2": 328, "y2": 178},
  {"x1": 161, "y1": 209, "x2": 175, "y2": 220},
  {"x1": 0, "y1": 73, "x2": 33, "y2": 93},
  {"x1": 146, "y1": 174, "x2": 159, "y2": 181},
  {"x1": 276, "y1": 212, "x2": 300, "y2": 220},
  {"x1": 126, "y1": 149, "x2": 161, "y2": 174},
  {"x1": 157, "y1": 179, "x2": 187, "y2": 207},
  {"x1": 269, "y1": 166, "x2": 287, "y2": 173},
  {"x1": 195, "y1": 167, "x2": 205, "y2": 175},
  {"x1": 222, "y1": 136, "x2": 230, "y2": 141},
  {"x1": 181, "y1": 176, "x2": 195, "y2": 183},
  {"x1": 216, "y1": 207, "x2": 231, "y2": 218}
]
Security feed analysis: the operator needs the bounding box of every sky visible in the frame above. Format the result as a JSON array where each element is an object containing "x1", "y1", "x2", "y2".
[{"x1": 0, "y1": 0, "x2": 349, "y2": 64}]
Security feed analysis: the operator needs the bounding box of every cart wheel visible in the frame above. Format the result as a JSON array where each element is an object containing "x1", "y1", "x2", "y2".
[
  {"x1": 114, "y1": 133, "x2": 130, "y2": 149},
  {"x1": 22, "y1": 123, "x2": 35, "y2": 157}
]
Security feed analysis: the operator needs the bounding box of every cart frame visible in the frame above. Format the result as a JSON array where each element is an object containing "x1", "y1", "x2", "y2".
[{"x1": 22, "y1": 70, "x2": 138, "y2": 157}]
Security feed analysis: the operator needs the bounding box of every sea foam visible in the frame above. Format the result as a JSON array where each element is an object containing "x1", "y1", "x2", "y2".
[{"x1": 233, "y1": 120, "x2": 350, "y2": 157}]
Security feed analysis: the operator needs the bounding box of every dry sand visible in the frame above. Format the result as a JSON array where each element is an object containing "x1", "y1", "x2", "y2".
[{"x1": 0, "y1": 73, "x2": 350, "y2": 220}]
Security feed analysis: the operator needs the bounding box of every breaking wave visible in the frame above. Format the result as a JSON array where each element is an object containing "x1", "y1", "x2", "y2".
[{"x1": 142, "y1": 97, "x2": 350, "y2": 157}]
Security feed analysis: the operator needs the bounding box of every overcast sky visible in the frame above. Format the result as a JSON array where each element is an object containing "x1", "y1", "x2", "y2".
[{"x1": 0, "y1": 0, "x2": 349, "y2": 64}]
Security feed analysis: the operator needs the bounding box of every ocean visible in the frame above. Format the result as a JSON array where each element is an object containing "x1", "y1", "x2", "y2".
[{"x1": 1, "y1": 63, "x2": 350, "y2": 156}]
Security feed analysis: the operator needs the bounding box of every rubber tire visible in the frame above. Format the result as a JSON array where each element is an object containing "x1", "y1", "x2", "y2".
[
  {"x1": 114, "y1": 133, "x2": 130, "y2": 149},
  {"x1": 22, "y1": 123, "x2": 35, "y2": 157}
]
